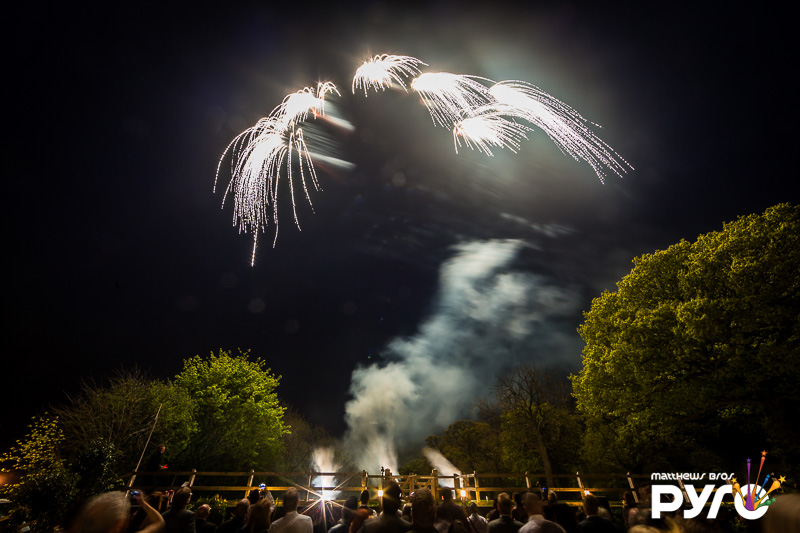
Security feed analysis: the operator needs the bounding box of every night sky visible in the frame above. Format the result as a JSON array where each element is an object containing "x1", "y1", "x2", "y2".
[{"x1": 6, "y1": 1, "x2": 797, "y2": 460}]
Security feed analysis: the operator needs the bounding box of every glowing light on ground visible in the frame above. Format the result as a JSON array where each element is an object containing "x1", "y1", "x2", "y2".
[{"x1": 312, "y1": 447, "x2": 341, "y2": 501}]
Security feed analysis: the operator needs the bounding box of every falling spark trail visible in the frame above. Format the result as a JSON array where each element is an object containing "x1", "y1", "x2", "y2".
[
  {"x1": 410, "y1": 73, "x2": 494, "y2": 127},
  {"x1": 215, "y1": 83, "x2": 339, "y2": 265},
  {"x1": 489, "y1": 81, "x2": 633, "y2": 181},
  {"x1": 352, "y1": 54, "x2": 427, "y2": 95},
  {"x1": 453, "y1": 106, "x2": 532, "y2": 156}
]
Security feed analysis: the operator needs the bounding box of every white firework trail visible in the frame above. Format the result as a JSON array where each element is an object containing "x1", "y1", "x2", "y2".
[
  {"x1": 489, "y1": 81, "x2": 633, "y2": 182},
  {"x1": 352, "y1": 54, "x2": 427, "y2": 96},
  {"x1": 410, "y1": 72, "x2": 494, "y2": 127},
  {"x1": 215, "y1": 83, "x2": 338, "y2": 265},
  {"x1": 453, "y1": 106, "x2": 532, "y2": 156}
]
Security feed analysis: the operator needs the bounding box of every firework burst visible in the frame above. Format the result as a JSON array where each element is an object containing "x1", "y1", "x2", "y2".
[
  {"x1": 215, "y1": 83, "x2": 339, "y2": 265},
  {"x1": 453, "y1": 107, "x2": 531, "y2": 156},
  {"x1": 352, "y1": 54, "x2": 427, "y2": 96},
  {"x1": 489, "y1": 81, "x2": 632, "y2": 181}
]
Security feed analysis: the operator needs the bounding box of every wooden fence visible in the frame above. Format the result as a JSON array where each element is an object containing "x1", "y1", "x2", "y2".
[{"x1": 127, "y1": 469, "x2": 650, "y2": 506}]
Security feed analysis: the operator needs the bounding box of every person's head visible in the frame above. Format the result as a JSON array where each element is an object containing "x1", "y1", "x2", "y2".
[
  {"x1": 582, "y1": 494, "x2": 599, "y2": 517},
  {"x1": 172, "y1": 487, "x2": 192, "y2": 509},
  {"x1": 247, "y1": 500, "x2": 272, "y2": 533},
  {"x1": 442, "y1": 489, "x2": 453, "y2": 502},
  {"x1": 196, "y1": 503, "x2": 211, "y2": 520},
  {"x1": 469, "y1": 502, "x2": 478, "y2": 515},
  {"x1": 498, "y1": 493, "x2": 512, "y2": 516},
  {"x1": 342, "y1": 495, "x2": 359, "y2": 522},
  {"x1": 350, "y1": 508, "x2": 371, "y2": 533},
  {"x1": 235, "y1": 498, "x2": 251, "y2": 517},
  {"x1": 411, "y1": 488, "x2": 436, "y2": 528},
  {"x1": 762, "y1": 494, "x2": 800, "y2": 533},
  {"x1": 547, "y1": 491, "x2": 557, "y2": 504},
  {"x1": 513, "y1": 492, "x2": 522, "y2": 506},
  {"x1": 448, "y1": 519, "x2": 469, "y2": 533},
  {"x1": 72, "y1": 492, "x2": 130, "y2": 533},
  {"x1": 597, "y1": 507, "x2": 612, "y2": 521},
  {"x1": 383, "y1": 481, "x2": 403, "y2": 515},
  {"x1": 360, "y1": 489, "x2": 370, "y2": 506},
  {"x1": 525, "y1": 492, "x2": 543, "y2": 516},
  {"x1": 249, "y1": 489, "x2": 262, "y2": 505},
  {"x1": 283, "y1": 488, "x2": 300, "y2": 513}
]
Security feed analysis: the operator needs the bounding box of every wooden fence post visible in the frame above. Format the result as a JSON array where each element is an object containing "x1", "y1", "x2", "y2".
[
  {"x1": 245, "y1": 470, "x2": 254, "y2": 499},
  {"x1": 627, "y1": 472, "x2": 639, "y2": 503},
  {"x1": 473, "y1": 471, "x2": 481, "y2": 502}
]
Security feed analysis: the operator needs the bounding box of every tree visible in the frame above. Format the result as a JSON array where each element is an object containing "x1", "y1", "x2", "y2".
[
  {"x1": 491, "y1": 365, "x2": 580, "y2": 487},
  {"x1": 0, "y1": 414, "x2": 78, "y2": 532},
  {"x1": 572, "y1": 204, "x2": 800, "y2": 473},
  {"x1": 53, "y1": 369, "x2": 195, "y2": 476},
  {"x1": 174, "y1": 349, "x2": 287, "y2": 470},
  {"x1": 433, "y1": 420, "x2": 506, "y2": 474}
]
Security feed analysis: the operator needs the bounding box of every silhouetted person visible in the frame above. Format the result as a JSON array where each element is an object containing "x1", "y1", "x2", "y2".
[
  {"x1": 437, "y1": 490, "x2": 468, "y2": 527},
  {"x1": 511, "y1": 494, "x2": 526, "y2": 524},
  {"x1": 466, "y1": 503, "x2": 487, "y2": 533},
  {"x1": 163, "y1": 487, "x2": 196, "y2": 533},
  {"x1": 487, "y1": 493, "x2": 523, "y2": 533},
  {"x1": 219, "y1": 499, "x2": 251, "y2": 533},
  {"x1": 196, "y1": 503, "x2": 217, "y2": 533},
  {"x1": 577, "y1": 495, "x2": 616, "y2": 533},
  {"x1": 518, "y1": 492, "x2": 565, "y2": 533},
  {"x1": 270, "y1": 488, "x2": 313, "y2": 533},
  {"x1": 244, "y1": 500, "x2": 273, "y2": 533},
  {"x1": 359, "y1": 481, "x2": 411, "y2": 533},
  {"x1": 762, "y1": 493, "x2": 800, "y2": 533},
  {"x1": 409, "y1": 488, "x2": 437, "y2": 533},
  {"x1": 72, "y1": 491, "x2": 164, "y2": 533},
  {"x1": 330, "y1": 496, "x2": 360, "y2": 533},
  {"x1": 141, "y1": 444, "x2": 167, "y2": 492}
]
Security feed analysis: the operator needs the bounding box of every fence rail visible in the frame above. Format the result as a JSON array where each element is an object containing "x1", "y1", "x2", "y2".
[{"x1": 127, "y1": 469, "x2": 651, "y2": 505}]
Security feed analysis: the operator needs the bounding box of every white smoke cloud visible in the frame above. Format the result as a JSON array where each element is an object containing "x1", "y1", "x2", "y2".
[{"x1": 344, "y1": 239, "x2": 582, "y2": 473}]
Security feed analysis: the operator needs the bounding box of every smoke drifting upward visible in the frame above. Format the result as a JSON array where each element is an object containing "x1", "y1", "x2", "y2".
[
  {"x1": 344, "y1": 239, "x2": 582, "y2": 473},
  {"x1": 423, "y1": 447, "x2": 461, "y2": 487}
]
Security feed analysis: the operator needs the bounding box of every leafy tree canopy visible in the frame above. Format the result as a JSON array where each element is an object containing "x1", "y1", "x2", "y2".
[
  {"x1": 572, "y1": 204, "x2": 800, "y2": 473},
  {"x1": 174, "y1": 349, "x2": 287, "y2": 471},
  {"x1": 53, "y1": 369, "x2": 195, "y2": 475}
]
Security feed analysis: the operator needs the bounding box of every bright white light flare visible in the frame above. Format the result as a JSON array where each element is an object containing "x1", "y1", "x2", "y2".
[
  {"x1": 275, "y1": 82, "x2": 340, "y2": 131},
  {"x1": 352, "y1": 54, "x2": 427, "y2": 95},
  {"x1": 453, "y1": 107, "x2": 531, "y2": 156},
  {"x1": 410, "y1": 73, "x2": 493, "y2": 127},
  {"x1": 489, "y1": 81, "x2": 632, "y2": 182}
]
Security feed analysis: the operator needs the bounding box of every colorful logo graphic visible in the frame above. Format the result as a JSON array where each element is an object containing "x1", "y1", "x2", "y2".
[
  {"x1": 651, "y1": 451, "x2": 784, "y2": 520},
  {"x1": 732, "y1": 451, "x2": 784, "y2": 516}
]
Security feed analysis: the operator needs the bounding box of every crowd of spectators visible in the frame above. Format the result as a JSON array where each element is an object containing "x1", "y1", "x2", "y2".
[{"x1": 64, "y1": 483, "x2": 799, "y2": 533}]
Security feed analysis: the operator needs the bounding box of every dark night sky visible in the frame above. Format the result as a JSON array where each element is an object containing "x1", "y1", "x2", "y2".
[{"x1": 6, "y1": 1, "x2": 797, "y2": 458}]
